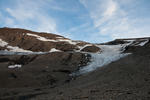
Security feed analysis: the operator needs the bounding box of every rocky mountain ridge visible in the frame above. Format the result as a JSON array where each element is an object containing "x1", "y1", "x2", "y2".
[{"x1": 0, "y1": 27, "x2": 100, "y2": 53}]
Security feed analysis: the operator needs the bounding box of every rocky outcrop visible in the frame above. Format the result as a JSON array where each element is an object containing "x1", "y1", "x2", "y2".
[
  {"x1": 0, "y1": 46, "x2": 6, "y2": 50},
  {"x1": 81, "y1": 45, "x2": 101, "y2": 53}
]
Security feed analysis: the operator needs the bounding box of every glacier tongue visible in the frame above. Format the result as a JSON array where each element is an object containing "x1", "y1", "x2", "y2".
[{"x1": 71, "y1": 44, "x2": 131, "y2": 76}]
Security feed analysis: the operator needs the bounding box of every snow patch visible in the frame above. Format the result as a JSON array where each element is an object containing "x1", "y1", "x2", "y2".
[
  {"x1": 7, "y1": 46, "x2": 33, "y2": 53},
  {"x1": 0, "y1": 39, "x2": 8, "y2": 47},
  {"x1": 77, "y1": 44, "x2": 93, "y2": 51},
  {"x1": 0, "y1": 38, "x2": 47, "y2": 55},
  {"x1": 0, "y1": 38, "x2": 33, "y2": 53},
  {"x1": 8, "y1": 64, "x2": 22, "y2": 68},
  {"x1": 27, "y1": 33, "x2": 77, "y2": 45},
  {"x1": 49, "y1": 48, "x2": 61, "y2": 52},
  {"x1": 27, "y1": 33, "x2": 57, "y2": 42},
  {"x1": 58, "y1": 39, "x2": 77, "y2": 45},
  {"x1": 137, "y1": 39, "x2": 149, "y2": 46}
]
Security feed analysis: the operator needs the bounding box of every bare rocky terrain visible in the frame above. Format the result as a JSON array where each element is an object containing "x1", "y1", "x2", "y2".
[{"x1": 0, "y1": 27, "x2": 150, "y2": 100}]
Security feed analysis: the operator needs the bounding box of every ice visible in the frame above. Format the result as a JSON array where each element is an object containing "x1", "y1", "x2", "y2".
[
  {"x1": 0, "y1": 50, "x2": 46, "y2": 55},
  {"x1": 0, "y1": 50, "x2": 21, "y2": 55},
  {"x1": 8, "y1": 64, "x2": 22, "y2": 68},
  {"x1": 71, "y1": 44, "x2": 131, "y2": 76}
]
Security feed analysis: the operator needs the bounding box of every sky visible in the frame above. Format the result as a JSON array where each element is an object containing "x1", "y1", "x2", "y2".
[{"x1": 0, "y1": 0, "x2": 150, "y2": 43}]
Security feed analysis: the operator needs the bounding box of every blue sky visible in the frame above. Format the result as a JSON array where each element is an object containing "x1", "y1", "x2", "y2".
[{"x1": 0, "y1": 0, "x2": 150, "y2": 43}]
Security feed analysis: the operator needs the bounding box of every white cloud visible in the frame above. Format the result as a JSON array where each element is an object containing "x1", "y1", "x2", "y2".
[
  {"x1": 4, "y1": 0, "x2": 57, "y2": 33},
  {"x1": 103, "y1": 0, "x2": 117, "y2": 17},
  {"x1": 5, "y1": 17, "x2": 15, "y2": 25},
  {"x1": 63, "y1": 23, "x2": 90, "y2": 33},
  {"x1": 79, "y1": 0, "x2": 150, "y2": 40},
  {"x1": 6, "y1": 8, "x2": 34, "y2": 21},
  {"x1": 36, "y1": 16, "x2": 56, "y2": 33}
]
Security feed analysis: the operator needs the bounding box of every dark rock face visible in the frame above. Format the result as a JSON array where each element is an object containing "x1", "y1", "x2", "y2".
[
  {"x1": 0, "y1": 55, "x2": 37, "y2": 65},
  {"x1": 0, "y1": 47, "x2": 6, "y2": 50},
  {"x1": 81, "y1": 45, "x2": 101, "y2": 53},
  {"x1": 0, "y1": 52, "x2": 91, "y2": 88},
  {"x1": 105, "y1": 39, "x2": 128, "y2": 45}
]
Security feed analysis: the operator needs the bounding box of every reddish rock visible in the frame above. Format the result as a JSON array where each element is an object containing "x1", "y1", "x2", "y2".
[
  {"x1": 81, "y1": 45, "x2": 101, "y2": 53},
  {"x1": 76, "y1": 41, "x2": 89, "y2": 46},
  {"x1": 0, "y1": 27, "x2": 80, "y2": 52}
]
